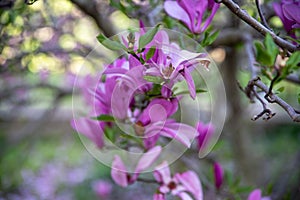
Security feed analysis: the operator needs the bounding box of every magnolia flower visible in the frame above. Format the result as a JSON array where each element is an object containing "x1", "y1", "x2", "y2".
[
  {"x1": 145, "y1": 47, "x2": 210, "y2": 99},
  {"x1": 71, "y1": 118, "x2": 104, "y2": 149},
  {"x1": 196, "y1": 122, "x2": 214, "y2": 151},
  {"x1": 164, "y1": 0, "x2": 220, "y2": 34},
  {"x1": 273, "y1": 0, "x2": 300, "y2": 36},
  {"x1": 111, "y1": 146, "x2": 162, "y2": 187},
  {"x1": 213, "y1": 162, "x2": 224, "y2": 189},
  {"x1": 135, "y1": 98, "x2": 198, "y2": 149},
  {"x1": 247, "y1": 189, "x2": 271, "y2": 200},
  {"x1": 153, "y1": 161, "x2": 203, "y2": 200}
]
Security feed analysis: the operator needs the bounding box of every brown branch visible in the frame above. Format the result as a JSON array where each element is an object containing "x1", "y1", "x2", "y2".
[
  {"x1": 70, "y1": 0, "x2": 116, "y2": 37},
  {"x1": 215, "y1": 0, "x2": 300, "y2": 52},
  {"x1": 255, "y1": 0, "x2": 271, "y2": 30},
  {"x1": 241, "y1": 77, "x2": 300, "y2": 122}
]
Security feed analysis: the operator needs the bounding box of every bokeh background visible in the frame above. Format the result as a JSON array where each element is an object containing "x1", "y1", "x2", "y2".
[{"x1": 1, "y1": 0, "x2": 300, "y2": 199}]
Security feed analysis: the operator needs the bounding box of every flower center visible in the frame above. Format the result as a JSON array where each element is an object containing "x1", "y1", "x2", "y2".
[
  {"x1": 134, "y1": 121, "x2": 145, "y2": 136},
  {"x1": 162, "y1": 63, "x2": 175, "y2": 79},
  {"x1": 167, "y1": 181, "x2": 177, "y2": 190}
]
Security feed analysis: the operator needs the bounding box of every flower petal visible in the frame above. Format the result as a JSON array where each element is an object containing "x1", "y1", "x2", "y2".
[
  {"x1": 160, "y1": 121, "x2": 198, "y2": 148},
  {"x1": 213, "y1": 162, "x2": 224, "y2": 189},
  {"x1": 176, "y1": 171, "x2": 203, "y2": 200},
  {"x1": 247, "y1": 189, "x2": 262, "y2": 200},
  {"x1": 164, "y1": 1, "x2": 192, "y2": 31},
  {"x1": 153, "y1": 193, "x2": 166, "y2": 200},
  {"x1": 111, "y1": 156, "x2": 129, "y2": 187},
  {"x1": 182, "y1": 68, "x2": 196, "y2": 99},
  {"x1": 71, "y1": 118, "x2": 104, "y2": 148},
  {"x1": 134, "y1": 146, "x2": 162, "y2": 174},
  {"x1": 154, "y1": 161, "x2": 171, "y2": 184}
]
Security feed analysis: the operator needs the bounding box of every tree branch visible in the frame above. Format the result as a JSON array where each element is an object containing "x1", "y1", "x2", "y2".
[
  {"x1": 70, "y1": 0, "x2": 116, "y2": 37},
  {"x1": 241, "y1": 77, "x2": 300, "y2": 122},
  {"x1": 215, "y1": 0, "x2": 300, "y2": 52},
  {"x1": 255, "y1": 0, "x2": 271, "y2": 30}
]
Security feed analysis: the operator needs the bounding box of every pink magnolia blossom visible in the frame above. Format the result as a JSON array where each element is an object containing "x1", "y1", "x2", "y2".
[
  {"x1": 153, "y1": 161, "x2": 203, "y2": 200},
  {"x1": 196, "y1": 122, "x2": 214, "y2": 151},
  {"x1": 111, "y1": 146, "x2": 162, "y2": 187},
  {"x1": 164, "y1": 0, "x2": 220, "y2": 34},
  {"x1": 213, "y1": 162, "x2": 224, "y2": 189},
  {"x1": 273, "y1": 0, "x2": 300, "y2": 37},
  {"x1": 71, "y1": 117, "x2": 104, "y2": 149},
  {"x1": 145, "y1": 47, "x2": 210, "y2": 99},
  {"x1": 136, "y1": 98, "x2": 198, "y2": 149},
  {"x1": 247, "y1": 189, "x2": 271, "y2": 200}
]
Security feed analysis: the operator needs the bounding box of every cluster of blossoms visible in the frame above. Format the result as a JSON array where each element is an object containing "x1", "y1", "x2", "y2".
[
  {"x1": 71, "y1": 23, "x2": 221, "y2": 199},
  {"x1": 70, "y1": 0, "x2": 279, "y2": 196}
]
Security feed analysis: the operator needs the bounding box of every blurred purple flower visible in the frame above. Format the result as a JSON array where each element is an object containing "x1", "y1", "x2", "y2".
[
  {"x1": 196, "y1": 122, "x2": 214, "y2": 151},
  {"x1": 273, "y1": 0, "x2": 300, "y2": 36},
  {"x1": 247, "y1": 189, "x2": 271, "y2": 200},
  {"x1": 71, "y1": 117, "x2": 104, "y2": 149},
  {"x1": 213, "y1": 162, "x2": 223, "y2": 189},
  {"x1": 39, "y1": 69, "x2": 49, "y2": 82},
  {"x1": 164, "y1": 0, "x2": 220, "y2": 34},
  {"x1": 111, "y1": 146, "x2": 162, "y2": 187},
  {"x1": 92, "y1": 180, "x2": 112, "y2": 199},
  {"x1": 153, "y1": 161, "x2": 203, "y2": 200}
]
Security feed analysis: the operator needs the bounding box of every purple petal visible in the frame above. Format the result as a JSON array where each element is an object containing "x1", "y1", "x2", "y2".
[
  {"x1": 213, "y1": 162, "x2": 224, "y2": 189},
  {"x1": 92, "y1": 180, "x2": 112, "y2": 198},
  {"x1": 164, "y1": 1, "x2": 192, "y2": 31},
  {"x1": 182, "y1": 68, "x2": 196, "y2": 99},
  {"x1": 201, "y1": 3, "x2": 220, "y2": 32},
  {"x1": 282, "y1": 4, "x2": 300, "y2": 24},
  {"x1": 177, "y1": 192, "x2": 194, "y2": 200},
  {"x1": 153, "y1": 193, "x2": 166, "y2": 200},
  {"x1": 161, "y1": 85, "x2": 173, "y2": 98},
  {"x1": 138, "y1": 98, "x2": 178, "y2": 125},
  {"x1": 143, "y1": 134, "x2": 160, "y2": 149},
  {"x1": 111, "y1": 156, "x2": 129, "y2": 187},
  {"x1": 160, "y1": 121, "x2": 198, "y2": 148},
  {"x1": 153, "y1": 161, "x2": 171, "y2": 184},
  {"x1": 176, "y1": 171, "x2": 203, "y2": 200},
  {"x1": 134, "y1": 146, "x2": 162, "y2": 174},
  {"x1": 247, "y1": 189, "x2": 262, "y2": 200},
  {"x1": 273, "y1": 2, "x2": 294, "y2": 32},
  {"x1": 197, "y1": 122, "x2": 214, "y2": 151},
  {"x1": 71, "y1": 118, "x2": 104, "y2": 148}
]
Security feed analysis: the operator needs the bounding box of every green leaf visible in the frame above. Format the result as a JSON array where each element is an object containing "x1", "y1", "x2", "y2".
[
  {"x1": 276, "y1": 86, "x2": 285, "y2": 93},
  {"x1": 286, "y1": 51, "x2": 300, "y2": 69},
  {"x1": 280, "y1": 51, "x2": 300, "y2": 79},
  {"x1": 174, "y1": 88, "x2": 207, "y2": 96},
  {"x1": 298, "y1": 93, "x2": 300, "y2": 105},
  {"x1": 264, "y1": 33, "x2": 278, "y2": 64},
  {"x1": 92, "y1": 114, "x2": 115, "y2": 122},
  {"x1": 143, "y1": 75, "x2": 164, "y2": 84},
  {"x1": 254, "y1": 41, "x2": 273, "y2": 66},
  {"x1": 97, "y1": 33, "x2": 126, "y2": 51},
  {"x1": 138, "y1": 24, "x2": 160, "y2": 49},
  {"x1": 104, "y1": 127, "x2": 115, "y2": 142},
  {"x1": 145, "y1": 46, "x2": 156, "y2": 61}
]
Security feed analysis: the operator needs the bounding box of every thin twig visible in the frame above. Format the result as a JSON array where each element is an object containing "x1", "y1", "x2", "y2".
[
  {"x1": 241, "y1": 77, "x2": 300, "y2": 122},
  {"x1": 255, "y1": 0, "x2": 271, "y2": 30},
  {"x1": 215, "y1": 0, "x2": 300, "y2": 52}
]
